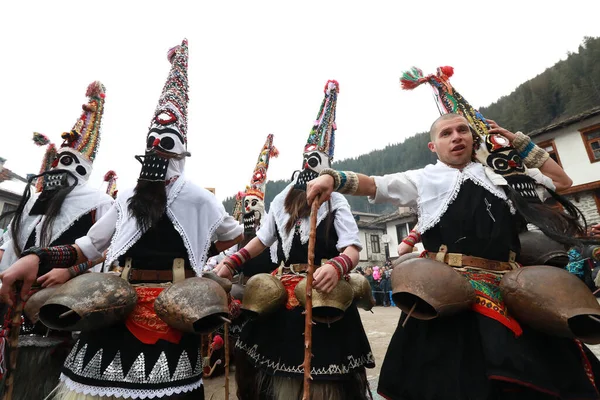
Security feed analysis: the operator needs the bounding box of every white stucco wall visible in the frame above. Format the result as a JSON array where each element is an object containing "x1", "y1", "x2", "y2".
[{"x1": 532, "y1": 114, "x2": 600, "y2": 187}]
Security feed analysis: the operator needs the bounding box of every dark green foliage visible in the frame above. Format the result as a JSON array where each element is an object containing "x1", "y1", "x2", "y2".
[
  {"x1": 480, "y1": 36, "x2": 600, "y2": 132},
  {"x1": 223, "y1": 37, "x2": 600, "y2": 213}
]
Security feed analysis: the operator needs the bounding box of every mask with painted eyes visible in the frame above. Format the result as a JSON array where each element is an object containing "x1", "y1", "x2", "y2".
[
  {"x1": 50, "y1": 150, "x2": 92, "y2": 185},
  {"x1": 243, "y1": 194, "x2": 265, "y2": 234},
  {"x1": 294, "y1": 148, "x2": 331, "y2": 190}
]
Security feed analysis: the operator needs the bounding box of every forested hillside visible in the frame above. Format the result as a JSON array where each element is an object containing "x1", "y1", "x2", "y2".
[{"x1": 224, "y1": 37, "x2": 600, "y2": 213}]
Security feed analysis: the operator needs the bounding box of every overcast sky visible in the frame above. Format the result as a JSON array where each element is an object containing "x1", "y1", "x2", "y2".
[{"x1": 2, "y1": 0, "x2": 599, "y2": 201}]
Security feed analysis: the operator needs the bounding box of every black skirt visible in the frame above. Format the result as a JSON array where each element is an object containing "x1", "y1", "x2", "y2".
[
  {"x1": 378, "y1": 311, "x2": 600, "y2": 400},
  {"x1": 236, "y1": 303, "x2": 375, "y2": 380},
  {"x1": 61, "y1": 323, "x2": 204, "y2": 397}
]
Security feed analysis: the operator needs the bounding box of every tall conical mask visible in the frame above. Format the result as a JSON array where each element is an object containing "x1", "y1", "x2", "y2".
[
  {"x1": 294, "y1": 80, "x2": 339, "y2": 190},
  {"x1": 138, "y1": 39, "x2": 189, "y2": 182},
  {"x1": 243, "y1": 134, "x2": 278, "y2": 233},
  {"x1": 33, "y1": 81, "x2": 106, "y2": 188}
]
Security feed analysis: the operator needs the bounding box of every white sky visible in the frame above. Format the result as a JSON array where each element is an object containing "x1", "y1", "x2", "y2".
[{"x1": 2, "y1": 0, "x2": 600, "y2": 201}]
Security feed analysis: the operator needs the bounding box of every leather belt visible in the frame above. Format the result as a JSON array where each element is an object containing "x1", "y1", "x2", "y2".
[
  {"x1": 426, "y1": 251, "x2": 517, "y2": 272},
  {"x1": 284, "y1": 263, "x2": 310, "y2": 274},
  {"x1": 128, "y1": 268, "x2": 195, "y2": 282}
]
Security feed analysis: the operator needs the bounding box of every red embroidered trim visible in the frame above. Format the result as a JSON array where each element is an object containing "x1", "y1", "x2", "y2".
[
  {"x1": 125, "y1": 287, "x2": 183, "y2": 345},
  {"x1": 271, "y1": 270, "x2": 304, "y2": 310}
]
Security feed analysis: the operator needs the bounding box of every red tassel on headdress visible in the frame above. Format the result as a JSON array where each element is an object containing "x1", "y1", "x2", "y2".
[
  {"x1": 400, "y1": 67, "x2": 428, "y2": 90},
  {"x1": 437, "y1": 66, "x2": 454, "y2": 78},
  {"x1": 104, "y1": 170, "x2": 117, "y2": 182}
]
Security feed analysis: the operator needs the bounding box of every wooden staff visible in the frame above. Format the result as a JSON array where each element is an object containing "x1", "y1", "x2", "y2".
[
  {"x1": 224, "y1": 322, "x2": 230, "y2": 399},
  {"x1": 3, "y1": 283, "x2": 24, "y2": 400},
  {"x1": 302, "y1": 196, "x2": 320, "y2": 400}
]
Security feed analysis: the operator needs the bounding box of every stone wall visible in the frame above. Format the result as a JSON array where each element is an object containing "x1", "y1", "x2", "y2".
[{"x1": 567, "y1": 190, "x2": 600, "y2": 227}]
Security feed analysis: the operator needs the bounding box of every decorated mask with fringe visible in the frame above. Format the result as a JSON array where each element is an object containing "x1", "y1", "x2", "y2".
[
  {"x1": 138, "y1": 39, "x2": 190, "y2": 182},
  {"x1": 243, "y1": 134, "x2": 279, "y2": 233},
  {"x1": 33, "y1": 81, "x2": 106, "y2": 186},
  {"x1": 400, "y1": 66, "x2": 590, "y2": 246},
  {"x1": 294, "y1": 80, "x2": 339, "y2": 190}
]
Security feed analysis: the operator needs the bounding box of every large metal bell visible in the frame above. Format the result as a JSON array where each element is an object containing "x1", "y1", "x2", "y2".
[
  {"x1": 39, "y1": 273, "x2": 137, "y2": 331},
  {"x1": 392, "y1": 252, "x2": 420, "y2": 267},
  {"x1": 295, "y1": 277, "x2": 354, "y2": 324},
  {"x1": 518, "y1": 230, "x2": 568, "y2": 267},
  {"x1": 202, "y1": 271, "x2": 232, "y2": 293},
  {"x1": 24, "y1": 285, "x2": 62, "y2": 324},
  {"x1": 241, "y1": 273, "x2": 287, "y2": 318},
  {"x1": 500, "y1": 265, "x2": 600, "y2": 344},
  {"x1": 391, "y1": 258, "x2": 475, "y2": 320},
  {"x1": 155, "y1": 277, "x2": 229, "y2": 335},
  {"x1": 347, "y1": 273, "x2": 375, "y2": 311}
]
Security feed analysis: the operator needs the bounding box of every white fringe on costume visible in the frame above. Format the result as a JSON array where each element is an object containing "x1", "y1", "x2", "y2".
[{"x1": 53, "y1": 381, "x2": 120, "y2": 400}]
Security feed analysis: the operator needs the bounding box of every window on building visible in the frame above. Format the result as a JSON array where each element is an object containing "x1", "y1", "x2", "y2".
[
  {"x1": 537, "y1": 139, "x2": 562, "y2": 167},
  {"x1": 0, "y1": 203, "x2": 17, "y2": 230},
  {"x1": 370, "y1": 234, "x2": 381, "y2": 254},
  {"x1": 581, "y1": 125, "x2": 600, "y2": 163},
  {"x1": 396, "y1": 224, "x2": 408, "y2": 242}
]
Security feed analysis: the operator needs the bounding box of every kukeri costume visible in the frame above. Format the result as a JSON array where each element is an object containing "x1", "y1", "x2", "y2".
[
  {"x1": 0, "y1": 82, "x2": 113, "y2": 400},
  {"x1": 17, "y1": 40, "x2": 242, "y2": 399},
  {"x1": 225, "y1": 81, "x2": 374, "y2": 400},
  {"x1": 322, "y1": 67, "x2": 600, "y2": 399}
]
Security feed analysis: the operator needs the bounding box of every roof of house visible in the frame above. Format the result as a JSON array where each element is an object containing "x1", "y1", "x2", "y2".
[
  {"x1": 0, "y1": 160, "x2": 30, "y2": 196},
  {"x1": 356, "y1": 208, "x2": 416, "y2": 229},
  {"x1": 528, "y1": 106, "x2": 600, "y2": 138}
]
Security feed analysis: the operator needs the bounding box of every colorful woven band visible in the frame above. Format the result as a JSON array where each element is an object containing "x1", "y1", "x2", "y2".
[
  {"x1": 319, "y1": 168, "x2": 359, "y2": 195},
  {"x1": 68, "y1": 260, "x2": 95, "y2": 278},
  {"x1": 512, "y1": 131, "x2": 550, "y2": 169},
  {"x1": 22, "y1": 245, "x2": 79, "y2": 275}
]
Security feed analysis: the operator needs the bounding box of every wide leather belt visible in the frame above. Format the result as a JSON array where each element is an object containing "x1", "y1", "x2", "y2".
[
  {"x1": 426, "y1": 251, "x2": 517, "y2": 272},
  {"x1": 129, "y1": 268, "x2": 195, "y2": 282}
]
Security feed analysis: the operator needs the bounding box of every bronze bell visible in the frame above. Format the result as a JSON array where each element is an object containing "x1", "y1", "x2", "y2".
[
  {"x1": 24, "y1": 285, "x2": 63, "y2": 324},
  {"x1": 295, "y1": 277, "x2": 354, "y2": 324},
  {"x1": 241, "y1": 273, "x2": 287, "y2": 318},
  {"x1": 39, "y1": 273, "x2": 137, "y2": 331},
  {"x1": 500, "y1": 265, "x2": 600, "y2": 344},
  {"x1": 202, "y1": 271, "x2": 232, "y2": 293},
  {"x1": 518, "y1": 230, "x2": 568, "y2": 267},
  {"x1": 347, "y1": 273, "x2": 375, "y2": 311},
  {"x1": 231, "y1": 283, "x2": 245, "y2": 302},
  {"x1": 392, "y1": 252, "x2": 420, "y2": 267},
  {"x1": 155, "y1": 277, "x2": 229, "y2": 335},
  {"x1": 391, "y1": 258, "x2": 475, "y2": 320}
]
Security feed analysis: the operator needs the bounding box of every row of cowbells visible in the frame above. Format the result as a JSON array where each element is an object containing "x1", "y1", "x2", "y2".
[
  {"x1": 239, "y1": 272, "x2": 375, "y2": 324},
  {"x1": 25, "y1": 268, "x2": 378, "y2": 334},
  {"x1": 391, "y1": 256, "x2": 600, "y2": 344},
  {"x1": 27, "y1": 272, "x2": 235, "y2": 335}
]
